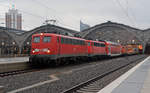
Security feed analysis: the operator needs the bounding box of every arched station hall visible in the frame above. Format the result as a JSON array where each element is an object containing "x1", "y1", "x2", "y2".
[
  {"x1": 0, "y1": 25, "x2": 77, "y2": 56},
  {"x1": 76, "y1": 21, "x2": 150, "y2": 54},
  {"x1": 0, "y1": 21, "x2": 150, "y2": 56}
]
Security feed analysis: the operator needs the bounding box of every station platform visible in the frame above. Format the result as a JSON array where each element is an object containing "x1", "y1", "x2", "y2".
[
  {"x1": 98, "y1": 56, "x2": 150, "y2": 93},
  {"x1": 0, "y1": 57, "x2": 29, "y2": 64},
  {"x1": 0, "y1": 57, "x2": 29, "y2": 73}
]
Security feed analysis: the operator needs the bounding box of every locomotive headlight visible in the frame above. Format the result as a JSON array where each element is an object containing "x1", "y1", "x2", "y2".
[
  {"x1": 47, "y1": 50, "x2": 50, "y2": 53},
  {"x1": 32, "y1": 50, "x2": 35, "y2": 53},
  {"x1": 32, "y1": 49, "x2": 39, "y2": 53}
]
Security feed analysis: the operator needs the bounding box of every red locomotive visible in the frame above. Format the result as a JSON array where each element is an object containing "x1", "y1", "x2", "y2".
[
  {"x1": 29, "y1": 33, "x2": 140, "y2": 65},
  {"x1": 30, "y1": 33, "x2": 88, "y2": 64}
]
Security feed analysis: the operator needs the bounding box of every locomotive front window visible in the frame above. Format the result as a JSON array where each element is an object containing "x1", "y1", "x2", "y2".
[
  {"x1": 43, "y1": 36, "x2": 51, "y2": 43},
  {"x1": 33, "y1": 36, "x2": 40, "y2": 43}
]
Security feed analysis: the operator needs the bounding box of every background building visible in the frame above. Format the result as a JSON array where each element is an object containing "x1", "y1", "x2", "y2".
[
  {"x1": 5, "y1": 8, "x2": 22, "y2": 30},
  {"x1": 80, "y1": 20, "x2": 90, "y2": 31}
]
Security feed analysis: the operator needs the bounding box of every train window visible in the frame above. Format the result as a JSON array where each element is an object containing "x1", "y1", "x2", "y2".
[
  {"x1": 93, "y1": 42, "x2": 105, "y2": 47},
  {"x1": 81, "y1": 40, "x2": 83, "y2": 45},
  {"x1": 61, "y1": 37, "x2": 71, "y2": 44},
  {"x1": 43, "y1": 36, "x2": 51, "y2": 43},
  {"x1": 77, "y1": 40, "x2": 80, "y2": 45},
  {"x1": 69, "y1": 39, "x2": 71, "y2": 44},
  {"x1": 75, "y1": 39, "x2": 78, "y2": 45},
  {"x1": 64, "y1": 38, "x2": 67, "y2": 44},
  {"x1": 72, "y1": 39, "x2": 75, "y2": 45},
  {"x1": 57, "y1": 37, "x2": 59, "y2": 43},
  {"x1": 74, "y1": 39, "x2": 76, "y2": 45},
  {"x1": 79, "y1": 40, "x2": 84, "y2": 45},
  {"x1": 67, "y1": 39, "x2": 70, "y2": 44},
  {"x1": 74, "y1": 39, "x2": 77, "y2": 45},
  {"x1": 100, "y1": 43, "x2": 105, "y2": 47},
  {"x1": 83, "y1": 41, "x2": 86, "y2": 45},
  {"x1": 33, "y1": 36, "x2": 40, "y2": 43},
  {"x1": 94, "y1": 43, "x2": 96, "y2": 46},
  {"x1": 68, "y1": 39, "x2": 72, "y2": 44},
  {"x1": 71, "y1": 39, "x2": 73, "y2": 44},
  {"x1": 66, "y1": 38, "x2": 70, "y2": 44},
  {"x1": 61, "y1": 37, "x2": 64, "y2": 43},
  {"x1": 88, "y1": 42, "x2": 90, "y2": 46},
  {"x1": 80, "y1": 40, "x2": 82, "y2": 45},
  {"x1": 94, "y1": 42, "x2": 97, "y2": 47}
]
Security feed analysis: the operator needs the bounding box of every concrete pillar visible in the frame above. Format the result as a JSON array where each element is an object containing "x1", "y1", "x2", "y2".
[
  {"x1": 19, "y1": 48, "x2": 22, "y2": 55},
  {"x1": 18, "y1": 45, "x2": 22, "y2": 55},
  {"x1": 143, "y1": 43, "x2": 146, "y2": 54}
]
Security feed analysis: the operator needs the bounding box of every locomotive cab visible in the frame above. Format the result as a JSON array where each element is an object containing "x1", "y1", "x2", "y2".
[{"x1": 30, "y1": 33, "x2": 59, "y2": 63}]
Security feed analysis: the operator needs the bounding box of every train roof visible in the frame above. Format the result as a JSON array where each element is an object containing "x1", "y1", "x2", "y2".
[
  {"x1": 90, "y1": 40, "x2": 105, "y2": 43},
  {"x1": 32, "y1": 33, "x2": 86, "y2": 41},
  {"x1": 33, "y1": 33, "x2": 111, "y2": 44},
  {"x1": 105, "y1": 41, "x2": 121, "y2": 45}
]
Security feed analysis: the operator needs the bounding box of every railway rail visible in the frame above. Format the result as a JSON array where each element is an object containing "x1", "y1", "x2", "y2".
[
  {"x1": 62, "y1": 56, "x2": 146, "y2": 93},
  {"x1": 0, "y1": 56, "x2": 127, "y2": 77},
  {"x1": 0, "y1": 69, "x2": 39, "y2": 77},
  {"x1": 0, "y1": 55, "x2": 143, "y2": 78}
]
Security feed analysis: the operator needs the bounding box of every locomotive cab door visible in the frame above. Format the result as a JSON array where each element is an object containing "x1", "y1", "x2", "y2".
[
  {"x1": 57, "y1": 36, "x2": 61, "y2": 57},
  {"x1": 87, "y1": 42, "x2": 92, "y2": 56}
]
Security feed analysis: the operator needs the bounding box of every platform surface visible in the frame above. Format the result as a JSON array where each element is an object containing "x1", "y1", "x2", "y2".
[
  {"x1": 0, "y1": 57, "x2": 29, "y2": 64},
  {"x1": 98, "y1": 56, "x2": 150, "y2": 93}
]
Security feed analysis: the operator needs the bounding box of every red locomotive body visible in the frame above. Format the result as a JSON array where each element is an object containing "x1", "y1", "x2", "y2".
[
  {"x1": 58, "y1": 34, "x2": 88, "y2": 57},
  {"x1": 30, "y1": 33, "x2": 88, "y2": 63},
  {"x1": 31, "y1": 33, "x2": 58, "y2": 58}
]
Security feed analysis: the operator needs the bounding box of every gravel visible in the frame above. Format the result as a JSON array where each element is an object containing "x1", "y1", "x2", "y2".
[{"x1": 0, "y1": 55, "x2": 147, "y2": 93}]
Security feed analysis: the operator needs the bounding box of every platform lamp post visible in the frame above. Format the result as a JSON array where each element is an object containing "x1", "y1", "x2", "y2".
[
  {"x1": 27, "y1": 42, "x2": 30, "y2": 56},
  {"x1": 142, "y1": 31, "x2": 145, "y2": 54},
  {"x1": 12, "y1": 41, "x2": 15, "y2": 56},
  {"x1": 132, "y1": 40, "x2": 135, "y2": 44},
  {"x1": 117, "y1": 40, "x2": 120, "y2": 43},
  {"x1": 1, "y1": 42, "x2": 4, "y2": 56}
]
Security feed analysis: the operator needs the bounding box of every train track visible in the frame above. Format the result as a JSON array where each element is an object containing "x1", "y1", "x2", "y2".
[
  {"x1": 0, "y1": 56, "x2": 145, "y2": 78},
  {"x1": 0, "y1": 56, "x2": 119, "y2": 77},
  {"x1": 62, "y1": 56, "x2": 146, "y2": 93},
  {"x1": 0, "y1": 68, "x2": 43, "y2": 77}
]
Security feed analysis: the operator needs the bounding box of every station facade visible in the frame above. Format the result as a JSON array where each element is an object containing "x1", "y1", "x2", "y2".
[{"x1": 0, "y1": 21, "x2": 150, "y2": 56}]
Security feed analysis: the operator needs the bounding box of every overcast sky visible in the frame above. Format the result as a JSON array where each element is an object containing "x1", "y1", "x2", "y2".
[{"x1": 0, "y1": 0, "x2": 150, "y2": 31}]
